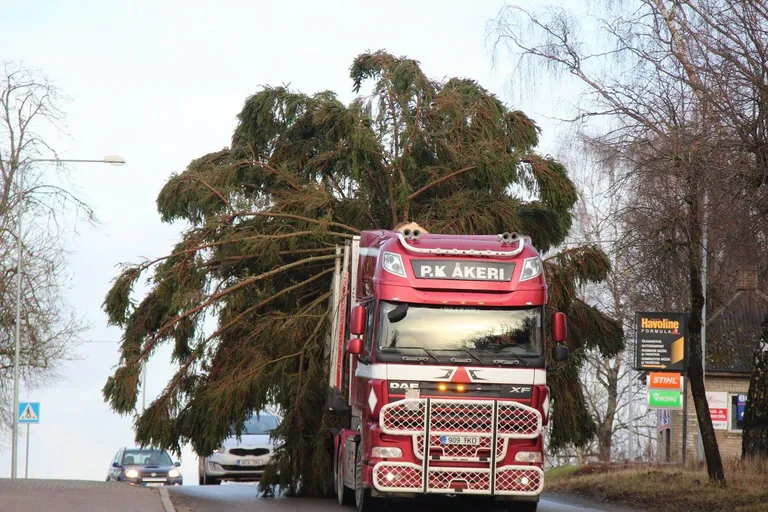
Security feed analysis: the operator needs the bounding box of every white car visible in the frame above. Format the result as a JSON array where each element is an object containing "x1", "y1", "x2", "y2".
[{"x1": 198, "y1": 410, "x2": 280, "y2": 485}]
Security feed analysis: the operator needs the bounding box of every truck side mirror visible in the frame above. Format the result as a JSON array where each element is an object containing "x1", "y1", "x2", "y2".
[
  {"x1": 350, "y1": 305, "x2": 366, "y2": 336},
  {"x1": 112, "y1": 462, "x2": 120, "y2": 468},
  {"x1": 347, "y1": 338, "x2": 363, "y2": 355},
  {"x1": 552, "y1": 312, "x2": 567, "y2": 343},
  {"x1": 552, "y1": 343, "x2": 570, "y2": 362}
]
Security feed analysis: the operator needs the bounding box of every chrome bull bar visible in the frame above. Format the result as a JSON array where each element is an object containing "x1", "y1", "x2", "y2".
[{"x1": 376, "y1": 398, "x2": 543, "y2": 495}]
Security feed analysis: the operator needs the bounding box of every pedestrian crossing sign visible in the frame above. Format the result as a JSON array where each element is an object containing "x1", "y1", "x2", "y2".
[{"x1": 18, "y1": 402, "x2": 40, "y2": 424}]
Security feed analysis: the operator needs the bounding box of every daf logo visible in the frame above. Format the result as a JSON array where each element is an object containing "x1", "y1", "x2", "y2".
[
  {"x1": 389, "y1": 382, "x2": 420, "y2": 389},
  {"x1": 508, "y1": 386, "x2": 532, "y2": 394}
]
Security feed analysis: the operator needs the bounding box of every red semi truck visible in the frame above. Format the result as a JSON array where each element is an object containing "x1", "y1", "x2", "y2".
[{"x1": 327, "y1": 225, "x2": 570, "y2": 511}]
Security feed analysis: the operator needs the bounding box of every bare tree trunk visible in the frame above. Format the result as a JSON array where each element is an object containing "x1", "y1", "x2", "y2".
[
  {"x1": 742, "y1": 316, "x2": 768, "y2": 459},
  {"x1": 685, "y1": 181, "x2": 725, "y2": 482},
  {"x1": 597, "y1": 356, "x2": 620, "y2": 461}
]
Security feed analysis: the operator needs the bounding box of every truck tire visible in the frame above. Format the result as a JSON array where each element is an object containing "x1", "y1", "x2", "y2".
[
  {"x1": 336, "y1": 450, "x2": 354, "y2": 506},
  {"x1": 355, "y1": 440, "x2": 385, "y2": 511}
]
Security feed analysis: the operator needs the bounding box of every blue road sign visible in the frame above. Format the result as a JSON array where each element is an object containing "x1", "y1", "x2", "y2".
[
  {"x1": 738, "y1": 394, "x2": 747, "y2": 422},
  {"x1": 18, "y1": 402, "x2": 40, "y2": 424}
]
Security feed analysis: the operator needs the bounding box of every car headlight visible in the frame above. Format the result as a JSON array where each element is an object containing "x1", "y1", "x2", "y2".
[
  {"x1": 168, "y1": 469, "x2": 180, "y2": 478},
  {"x1": 514, "y1": 451, "x2": 542, "y2": 463},
  {"x1": 371, "y1": 447, "x2": 403, "y2": 458},
  {"x1": 215, "y1": 446, "x2": 225, "y2": 453},
  {"x1": 382, "y1": 252, "x2": 407, "y2": 278},
  {"x1": 519, "y1": 257, "x2": 542, "y2": 282},
  {"x1": 125, "y1": 469, "x2": 139, "y2": 478}
]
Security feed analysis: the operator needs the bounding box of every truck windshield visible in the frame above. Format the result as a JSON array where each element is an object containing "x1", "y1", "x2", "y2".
[{"x1": 377, "y1": 302, "x2": 543, "y2": 359}]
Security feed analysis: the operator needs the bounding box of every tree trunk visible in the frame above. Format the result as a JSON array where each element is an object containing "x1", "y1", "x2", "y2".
[
  {"x1": 742, "y1": 315, "x2": 768, "y2": 459},
  {"x1": 686, "y1": 181, "x2": 726, "y2": 483},
  {"x1": 597, "y1": 357, "x2": 620, "y2": 461}
]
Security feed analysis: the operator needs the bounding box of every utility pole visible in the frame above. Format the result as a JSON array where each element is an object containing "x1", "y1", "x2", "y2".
[
  {"x1": 11, "y1": 164, "x2": 24, "y2": 479},
  {"x1": 701, "y1": 189, "x2": 708, "y2": 384},
  {"x1": 697, "y1": 189, "x2": 709, "y2": 462},
  {"x1": 25, "y1": 424, "x2": 31, "y2": 478},
  {"x1": 9, "y1": 155, "x2": 125, "y2": 478},
  {"x1": 628, "y1": 353, "x2": 635, "y2": 462}
]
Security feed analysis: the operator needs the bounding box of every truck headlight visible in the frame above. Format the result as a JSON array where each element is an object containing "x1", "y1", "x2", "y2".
[
  {"x1": 168, "y1": 469, "x2": 180, "y2": 478},
  {"x1": 125, "y1": 469, "x2": 139, "y2": 478},
  {"x1": 371, "y1": 447, "x2": 403, "y2": 458},
  {"x1": 519, "y1": 257, "x2": 542, "y2": 282},
  {"x1": 514, "y1": 451, "x2": 542, "y2": 463},
  {"x1": 383, "y1": 252, "x2": 407, "y2": 278}
]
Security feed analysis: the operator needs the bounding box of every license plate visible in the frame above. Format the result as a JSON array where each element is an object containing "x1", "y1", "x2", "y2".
[
  {"x1": 237, "y1": 459, "x2": 262, "y2": 466},
  {"x1": 145, "y1": 483, "x2": 164, "y2": 487},
  {"x1": 441, "y1": 435, "x2": 480, "y2": 445}
]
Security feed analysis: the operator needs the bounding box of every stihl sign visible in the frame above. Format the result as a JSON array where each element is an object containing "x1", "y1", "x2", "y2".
[{"x1": 648, "y1": 372, "x2": 682, "y2": 390}]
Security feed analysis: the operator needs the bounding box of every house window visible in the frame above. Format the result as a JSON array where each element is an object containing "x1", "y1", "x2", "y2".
[{"x1": 729, "y1": 393, "x2": 747, "y2": 431}]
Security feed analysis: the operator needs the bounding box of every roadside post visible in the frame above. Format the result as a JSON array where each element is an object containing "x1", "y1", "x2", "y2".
[
  {"x1": 18, "y1": 402, "x2": 40, "y2": 478},
  {"x1": 634, "y1": 313, "x2": 688, "y2": 463}
]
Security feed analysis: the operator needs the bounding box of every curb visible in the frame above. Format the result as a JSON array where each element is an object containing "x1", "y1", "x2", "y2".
[{"x1": 158, "y1": 487, "x2": 176, "y2": 512}]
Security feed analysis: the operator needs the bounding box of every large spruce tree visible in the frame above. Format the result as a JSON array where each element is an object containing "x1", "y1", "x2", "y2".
[
  {"x1": 743, "y1": 315, "x2": 768, "y2": 459},
  {"x1": 103, "y1": 51, "x2": 622, "y2": 495}
]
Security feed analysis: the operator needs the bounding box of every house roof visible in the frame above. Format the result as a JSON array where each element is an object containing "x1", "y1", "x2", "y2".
[{"x1": 706, "y1": 289, "x2": 768, "y2": 374}]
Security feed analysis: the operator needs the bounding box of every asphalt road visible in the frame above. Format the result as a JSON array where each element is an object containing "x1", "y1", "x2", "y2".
[
  {"x1": 0, "y1": 479, "x2": 165, "y2": 512},
  {"x1": 168, "y1": 484, "x2": 643, "y2": 512}
]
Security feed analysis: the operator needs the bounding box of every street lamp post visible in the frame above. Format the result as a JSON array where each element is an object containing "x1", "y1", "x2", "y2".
[{"x1": 10, "y1": 155, "x2": 125, "y2": 479}]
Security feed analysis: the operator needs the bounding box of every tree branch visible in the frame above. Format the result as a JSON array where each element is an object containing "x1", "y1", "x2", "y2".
[{"x1": 407, "y1": 165, "x2": 476, "y2": 201}]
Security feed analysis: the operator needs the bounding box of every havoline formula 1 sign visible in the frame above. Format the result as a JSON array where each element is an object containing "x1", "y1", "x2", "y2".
[{"x1": 635, "y1": 312, "x2": 688, "y2": 372}]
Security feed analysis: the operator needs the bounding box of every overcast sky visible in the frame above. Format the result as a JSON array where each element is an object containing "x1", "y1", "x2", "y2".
[{"x1": 0, "y1": 0, "x2": 581, "y2": 482}]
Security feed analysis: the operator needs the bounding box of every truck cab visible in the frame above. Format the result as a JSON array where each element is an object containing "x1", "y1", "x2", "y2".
[{"x1": 327, "y1": 227, "x2": 569, "y2": 511}]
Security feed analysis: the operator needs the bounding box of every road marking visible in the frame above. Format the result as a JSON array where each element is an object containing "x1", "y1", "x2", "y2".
[{"x1": 159, "y1": 487, "x2": 176, "y2": 512}]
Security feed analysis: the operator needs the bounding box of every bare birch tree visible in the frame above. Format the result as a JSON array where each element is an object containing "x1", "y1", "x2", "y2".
[
  {"x1": 490, "y1": 1, "x2": 763, "y2": 481},
  {"x1": 0, "y1": 61, "x2": 88, "y2": 429},
  {"x1": 557, "y1": 141, "x2": 657, "y2": 463}
]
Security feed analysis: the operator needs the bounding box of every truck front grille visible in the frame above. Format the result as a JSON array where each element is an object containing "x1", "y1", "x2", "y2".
[{"x1": 381, "y1": 398, "x2": 541, "y2": 440}]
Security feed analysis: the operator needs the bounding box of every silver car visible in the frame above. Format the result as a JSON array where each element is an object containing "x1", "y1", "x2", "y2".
[{"x1": 198, "y1": 411, "x2": 280, "y2": 485}]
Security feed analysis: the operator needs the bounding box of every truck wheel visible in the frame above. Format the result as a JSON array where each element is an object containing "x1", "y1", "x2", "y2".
[
  {"x1": 336, "y1": 450, "x2": 354, "y2": 506},
  {"x1": 355, "y1": 440, "x2": 384, "y2": 511}
]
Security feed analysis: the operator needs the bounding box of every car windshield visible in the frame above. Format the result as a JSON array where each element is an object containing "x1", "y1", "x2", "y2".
[
  {"x1": 378, "y1": 302, "x2": 543, "y2": 358},
  {"x1": 122, "y1": 449, "x2": 173, "y2": 466},
  {"x1": 230, "y1": 413, "x2": 279, "y2": 435}
]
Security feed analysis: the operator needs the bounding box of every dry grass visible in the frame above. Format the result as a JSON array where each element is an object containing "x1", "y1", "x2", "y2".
[{"x1": 545, "y1": 458, "x2": 768, "y2": 512}]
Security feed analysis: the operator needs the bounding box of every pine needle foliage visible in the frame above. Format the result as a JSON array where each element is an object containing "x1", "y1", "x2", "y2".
[{"x1": 102, "y1": 51, "x2": 621, "y2": 496}]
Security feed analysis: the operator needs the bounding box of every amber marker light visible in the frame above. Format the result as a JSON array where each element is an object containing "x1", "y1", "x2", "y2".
[
  {"x1": 438, "y1": 383, "x2": 448, "y2": 392},
  {"x1": 456, "y1": 384, "x2": 466, "y2": 392}
]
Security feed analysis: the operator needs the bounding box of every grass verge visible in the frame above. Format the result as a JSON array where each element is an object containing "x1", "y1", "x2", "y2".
[
  {"x1": 544, "y1": 464, "x2": 578, "y2": 481},
  {"x1": 545, "y1": 459, "x2": 768, "y2": 512}
]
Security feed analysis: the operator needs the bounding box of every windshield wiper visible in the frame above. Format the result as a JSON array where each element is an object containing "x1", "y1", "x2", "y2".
[
  {"x1": 396, "y1": 347, "x2": 441, "y2": 364},
  {"x1": 491, "y1": 353, "x2": 529, "y2": 367},
  {"x1": 429, "y1": 348, "x2": 484, "y2": 366}
]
